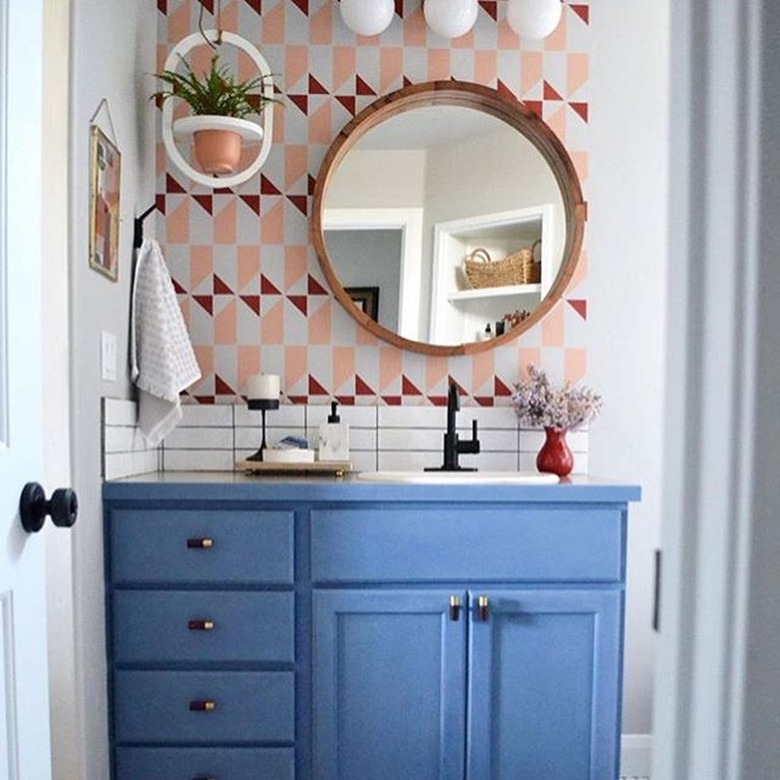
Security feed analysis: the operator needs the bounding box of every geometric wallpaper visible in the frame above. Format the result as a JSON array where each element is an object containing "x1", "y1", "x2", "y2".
[{"x1": 156, "y1": 0, "x2": 590, "y2": 406}]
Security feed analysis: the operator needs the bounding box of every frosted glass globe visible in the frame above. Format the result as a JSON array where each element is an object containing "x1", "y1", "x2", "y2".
[
  {"x1": 506, "y1": 0, "x2": 562, "y2": 40},
  {"x1": 340, "y1": 0, "x2": 395, "y2": 37},
  {"x1": 424, "y1": 0, "x2": 479, "y2": 39}
]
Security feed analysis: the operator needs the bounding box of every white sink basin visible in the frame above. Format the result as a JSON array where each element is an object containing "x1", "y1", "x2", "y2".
[{"x1": 357, "y1": 470, "x2": 559, "y2": 485}]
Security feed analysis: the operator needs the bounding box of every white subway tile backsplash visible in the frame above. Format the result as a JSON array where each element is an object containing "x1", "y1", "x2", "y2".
[
  {"x1": 378, "y1": 450, "x2": 443, "y2": 472},
  {"x1": 102, "y1": 401, "x2": 591, "y2": 479},
  {"x1": 180, "y1": 404, "x2": 234, "y2": 427},
  {"x1": 163, "y1": 449, "x2": 236, "y2": 472},
  {"x1": 103, "y1": 398, "x2": 138, "y2": 427},
  {"x1": 164, "y1": 426, "x2": 234, "y2": 450},
  {"x1": 234, "y1": 403, "x2": 306, "y2": 428},
  {"x1": 377, "y1": 405, "x2": 444, "y2": 429}
]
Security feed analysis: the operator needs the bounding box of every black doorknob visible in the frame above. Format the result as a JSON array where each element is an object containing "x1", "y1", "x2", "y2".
[{"x1": 19, "y1": 482, "x2": 78, "y2": 533}]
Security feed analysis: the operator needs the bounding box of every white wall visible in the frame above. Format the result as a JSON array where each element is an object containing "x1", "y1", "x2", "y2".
[
  {"x1": 68, "y1": 2, "x2": 157, "y2": 777},
  {"x1": 589, "y1": 0, "x2": 670, "y2": 746}
]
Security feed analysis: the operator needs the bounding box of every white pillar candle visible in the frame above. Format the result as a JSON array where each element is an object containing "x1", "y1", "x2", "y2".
[{"x1": 245, "y1": 373, "x2": 280, "y2": 400}]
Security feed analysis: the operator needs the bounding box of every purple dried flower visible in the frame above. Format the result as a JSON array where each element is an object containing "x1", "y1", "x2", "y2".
[{"x1": 511, "y1": 364, "x2": 602, "y2": 431}]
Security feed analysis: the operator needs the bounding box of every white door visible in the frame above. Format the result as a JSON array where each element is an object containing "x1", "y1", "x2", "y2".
[{"x1": 0, "y1": 1, "x2": 53, "y2": 779}]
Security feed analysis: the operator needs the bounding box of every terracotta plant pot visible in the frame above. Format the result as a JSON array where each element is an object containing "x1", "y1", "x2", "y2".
[{"x1": 193, "y1": 129, "x2": 242, "y2": 175}]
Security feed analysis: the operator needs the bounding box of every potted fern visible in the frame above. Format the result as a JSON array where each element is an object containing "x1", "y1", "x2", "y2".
[{"x1": 152, "y1": 53, "x2": 280, "y2": 175}]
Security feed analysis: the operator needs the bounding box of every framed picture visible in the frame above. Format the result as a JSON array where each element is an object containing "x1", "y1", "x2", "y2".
[
  {"x1": 346, "y1": 286, "x2": 379, "y2": 321},
  {"x1": 88, "y1": 125, "x2": 121, "y2": 281}
]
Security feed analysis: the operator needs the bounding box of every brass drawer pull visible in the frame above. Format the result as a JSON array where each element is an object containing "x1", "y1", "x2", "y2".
[
  {"x1": 189, "y1": 700, "x2": 217, "y2": 712},
  {"x1": 187, "y1": 537, "x2": 214, "y2": 549},
  {"x1": 449, "y1": 595, "x2": 461, "y2": 621},
  {"x1": 188, "y1": 619, "x2": 215, "y2": 631},
  {"x1": 477, "y1": 595, "x2": 490, "y2": 622}
]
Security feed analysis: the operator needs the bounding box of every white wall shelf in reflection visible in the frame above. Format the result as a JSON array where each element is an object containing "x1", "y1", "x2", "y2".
[{"x1": 447, "y1": 284, "x2": 542, "y2": 302}]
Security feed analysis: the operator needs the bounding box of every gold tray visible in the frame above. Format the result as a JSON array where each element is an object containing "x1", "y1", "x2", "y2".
[{"x1": 236, "y1": 460, "x2": 352, "y2": 477}]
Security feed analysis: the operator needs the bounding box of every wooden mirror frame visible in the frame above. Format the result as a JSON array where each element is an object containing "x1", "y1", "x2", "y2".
[{"x1": 311, "y1": 81, "x2": 586, "y2": 356}]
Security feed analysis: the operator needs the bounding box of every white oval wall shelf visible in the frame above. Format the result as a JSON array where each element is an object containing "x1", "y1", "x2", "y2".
[{"x1": 161, "y1": 30, "x2": 275, "y2": 189}]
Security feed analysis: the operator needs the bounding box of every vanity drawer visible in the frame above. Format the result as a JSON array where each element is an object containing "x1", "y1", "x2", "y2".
[
  {"x1": 115, "y1": 747, "x2": 295, "y2": 780},
  {"x1": 112, "y1": 591, "x2": 294, "y2": 664},
  {"x1": 311, "y1": 506, "x2": 624, "y2": 583},
  {"x1": 110, "y1": 509, "x2": 293, "y2": 585},
  {"x1": 113, "y1": 670, "x2": 294, "y2": 744}
]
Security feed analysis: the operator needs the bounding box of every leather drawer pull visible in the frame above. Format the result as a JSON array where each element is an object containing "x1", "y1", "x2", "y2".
[
  {"x1": 187, "y1": 537, "x2": 214, "y2": 549},
  {"x1": 187, "y1": 619, "x2": 215, "y2": 631},
  {"x1": 189, "y1": 700, "x2": 217, "y2": 712}
]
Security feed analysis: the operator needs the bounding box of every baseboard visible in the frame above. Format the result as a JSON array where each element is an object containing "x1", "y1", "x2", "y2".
[{"x1": 621, "y1": 734, "x2": 653, "y2": 777}]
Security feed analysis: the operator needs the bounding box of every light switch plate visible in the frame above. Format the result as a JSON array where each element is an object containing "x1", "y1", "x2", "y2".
[{"x1": 101, "y1": 331, "x2": 117, "y2": 382}]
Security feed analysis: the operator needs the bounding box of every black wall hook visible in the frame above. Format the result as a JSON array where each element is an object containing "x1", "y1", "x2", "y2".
[{"x1": 133, "y1": 204, "x2": 157, "y2": 249}]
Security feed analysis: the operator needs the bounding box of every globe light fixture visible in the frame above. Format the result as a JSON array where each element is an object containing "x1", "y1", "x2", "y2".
[
  {"x1": 423, "y1": 0, "x2": 479, "y2": 40},
  {"x1": 339, "y1": 0, "x2": 395, "y2": 37},
  {"x1": 506, "y1": 0, "x2": 562, "y2": 40}
]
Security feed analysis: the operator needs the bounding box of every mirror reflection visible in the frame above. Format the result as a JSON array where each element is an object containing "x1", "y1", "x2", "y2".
[{"x1": 322, "y1": 105, "x2": 566, "y2": 346}]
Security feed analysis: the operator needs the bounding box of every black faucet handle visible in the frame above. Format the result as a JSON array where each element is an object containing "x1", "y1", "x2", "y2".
[
  {"x1": 448, "y1": 382, "x2": 460, "y2": 412},
  {"x1": 471, "y1": 419, "x2": 478, "y2": 440}
]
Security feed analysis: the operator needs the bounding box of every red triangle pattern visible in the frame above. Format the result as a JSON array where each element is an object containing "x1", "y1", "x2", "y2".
[
  {"x1": 308, "y1": 175, "x2": 317, "y2": 196},
  {"x1": 157, "y1": 0, "x2": 168, "y2": 16},
  {"x1": 213, "y1": 275, "x2": 233, "y2": 295},
  {"x1": 525, "y1": 101, "x2": 543, "y2": 118},
  {"x1": 290, "y1": 0, "x2": 309, "y2": 15},
  {"x1": 494, "y1": 377, "x2": 513, "y2": 397},
  {"x1": 475, "y1": 397, "x2": 495, "y2": 407},
  {"x1": 215, "y1": 375, "x2": 235, "y2": 395},
  {"x1": 543, "y1": 81, "x2": 564, "y2": 101},
  {"x1": 308, "y1": 275, "x2": 329, "y2": 295},
  {"x1": 172, "y1": 278, "x2": 186, "y2": 295},
  {"x1": 194, "y1": 295, "x2": 213, "y2": 315},
  {"x1": 356, "y1": 376, "x2": 375, "y2": 396},
  {"x1": 241, "y1": 295, "x2": 260, "y2": 315},
  {"x1": 382, "y1": 396, "x2": 402, "y2": 406},
  {"x1": 289, "y1": 95, "x2": 309, "y2": 115},
  {"x1": 260, "y1": 275, "x2": 282, "y2": 295},
  {"x1": 403, "y1": 76, "x2": 413, "y2": 88},
  {"x1": 193, "y1": 195, "x2": 213, "y2": 215},
  {"x1": 289, "y1": 295, "x2": 308, "y2": 315},
  {"x1": 496, "y1": 80, "x2": 516, "y2": 101},
  {"x1": 166, "y1": 173, "x2": 186, "y2": 194},
  {"x1": 213, "y1": 186, "x2": 233, "y2": 195},
  {"x1": 356, "y1": 76, "x2": 376, "y2": 96},
  {"x1": 245, "y1": 0, "x2": 262, "y2": 14},
  {"x1": 155, "y1": 193, "x2": 166, "y2": 216},
  {"x1": 308, "y1": 375, "x2": 328, "y2": 395},
  {"x1": 402, "y1": 376, "x2": 422, "y2": 396},
  {"x1": 287, "y1": 395, "x2": 309, "y2": 405},
  {"x1": 335, "y1": 396, "x2": 355, "y2": 406},
  {"x1": 240, "y1": 195, "x2": 261, "y2": 215},
  {"x1": 478, "y1": 1, "x2": 498, "y2": 21},
  {"x1": 567, "y1": 299, "x2": 587, "y2": 320},
  {"x1": 336, "y1": 95, "x2": 357, "y2": 116},
  {"x1": 569, "y1": 102, "x2": 589, "y2": 123},
  {"x1": 288, "y1": 195, "x2": 308, "y2": 216},
  {"x1": 261, "y1": 175, "x2": 282, "y2": 196},
  {"x1": 394, "y1": 0, "x2": 403, "y2": 18},
  {"x1": 309, "y1": 75, "x2": 329, "y2": 95},
  {"x1": 570, "y1": 4, "x2": 590, "y2": 24},
  {"x1": 428, "y1": 395, "x2": 448, "y2": 407},
  {"x1": 194, "y1": 395, "x2": 216, "y2": 404}
]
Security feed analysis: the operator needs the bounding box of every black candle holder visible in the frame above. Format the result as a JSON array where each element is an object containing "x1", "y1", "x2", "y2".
[{"x1": 246, "y1": 398, "x2": 280, "y2": 461}]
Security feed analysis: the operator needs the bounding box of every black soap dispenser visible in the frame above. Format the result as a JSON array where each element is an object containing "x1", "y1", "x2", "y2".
[{"x1": 318, "y1": 401, "x2": 350, "y2": 462}]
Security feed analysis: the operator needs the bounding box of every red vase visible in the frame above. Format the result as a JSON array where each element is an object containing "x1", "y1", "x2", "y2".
[{"x1": 536, "y1": 427, "x2": 574, "y2": 477}]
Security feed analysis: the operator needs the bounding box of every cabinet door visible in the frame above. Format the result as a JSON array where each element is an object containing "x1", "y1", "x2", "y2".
[
  {"x1": 467, "y1": 589, "x2": 622, "y2": 780},
  {"x1": 313, "y1": 590, "x2": 467, "y2": 780}
]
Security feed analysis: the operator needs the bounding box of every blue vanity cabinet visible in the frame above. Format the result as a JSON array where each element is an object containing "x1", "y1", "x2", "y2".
[
  {"x1": 309, "y1": 502, "x2": 631, "y2": 780},
  {"x1": 104, "y1": 505, "x2": 297, "y2": 780},
  {"x1": 103, "y1": 477, "x2": 639, "y2": 780}
]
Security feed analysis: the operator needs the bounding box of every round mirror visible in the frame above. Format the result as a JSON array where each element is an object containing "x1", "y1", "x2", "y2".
[{"x1": 312, "y1": 81, "x2": 585, "y2": 356}]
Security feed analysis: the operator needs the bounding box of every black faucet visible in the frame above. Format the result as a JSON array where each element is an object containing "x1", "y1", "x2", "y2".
[{"x1": 425, "y1": 382, "x2": 481, "y2": 471}]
